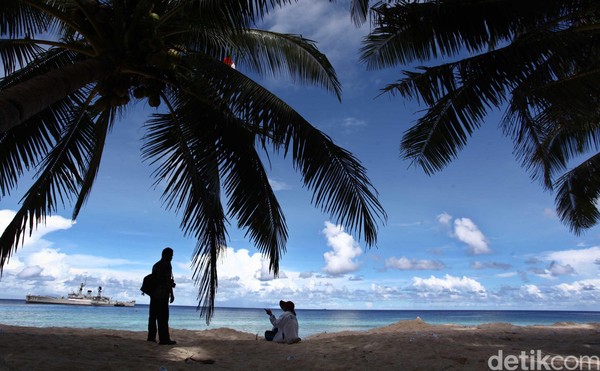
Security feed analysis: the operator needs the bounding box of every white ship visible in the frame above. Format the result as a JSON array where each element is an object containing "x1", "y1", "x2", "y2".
[{"x1": 26, "y1": 283, "x2": 135, "y2": 307}]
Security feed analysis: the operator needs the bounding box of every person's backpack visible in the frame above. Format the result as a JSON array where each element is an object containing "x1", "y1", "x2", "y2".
[{"x1": 140, "y1": 273, "x2": 157, "y2": 296}]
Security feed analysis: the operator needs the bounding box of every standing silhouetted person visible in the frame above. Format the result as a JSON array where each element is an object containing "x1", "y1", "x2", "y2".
[{"x1": 147, "y1": 247, "x2": 176, "y2": 345}]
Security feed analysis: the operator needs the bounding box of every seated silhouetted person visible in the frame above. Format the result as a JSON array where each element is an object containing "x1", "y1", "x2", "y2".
[{"x1": 264, "y1": 300, "x2": 301, "y2": 344}]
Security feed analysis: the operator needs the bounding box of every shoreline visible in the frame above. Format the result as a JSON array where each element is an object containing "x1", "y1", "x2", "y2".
[{"x1": 2, "y1": 318, "x2": 600, "y2": 370}]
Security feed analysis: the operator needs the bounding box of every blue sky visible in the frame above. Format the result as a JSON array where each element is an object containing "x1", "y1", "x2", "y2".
[{"x1": 2, "y1": 1, "x2": 600, "y2": 311}]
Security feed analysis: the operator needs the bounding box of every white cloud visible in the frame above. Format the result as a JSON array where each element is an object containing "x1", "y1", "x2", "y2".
[
  {"x1": 453, "y1": 218, "x2": 491, "y2": 255},
  {"x1": 436, "y1": 213, "x2": 491, "y2": 255},
  {"x1": 322, "y1": 221, "x2": 362, "y2": 275},
  {"x1": 547, "y1": 261, "x2": 575, "y2": 276},
  {"x1": 2, "y1": 246, "x2": 148, "y2": 302},
  {"x1": 263, "y1": 0, "x2": 365, "y2": 68},
  {"x1": 471, "y1": 261, "x2": 511, "y2": 270},
  {"x1": 255, "y1": 259, "x2": 288, "y2": 281},
  {"x1": 338, "y1": 117, "x2": 368, "y2": 134},
  {"x1": 520, "y1": 284, "x2": 544, "y2": 300},
  {"x1": 0, "y1": 209, "x2": 74, "y2": 249},
  {"x1": 555, "y1": 279, "x2": 600, "y2": 297},
  {"x1": 542, "y1": 246, "x2": 600, "y2": 278},
  {"x1": 496, "y1": 272, "x2": 518, "y2": 278},
  {"x1": 16, "y1": 265, "x2": 44, "y2": 278},
  {"x1": 437, "y1": 212, "x2": 452, "y2": 226},
  {"x1": 411, "y1": 274, "x2": 487, "y2": 298},
  {"x1": 342, "y1": 117, "x2": 367, "y2": 128},
  {"x1": 384, "y1": 257, "x2": 445, "y2": 270},
  {"x1": 268, "y1": 178, "x2": 291, "y2": 191},
  {"x1": 213, "y1": 248, "x2": 264, "y2": 288}
]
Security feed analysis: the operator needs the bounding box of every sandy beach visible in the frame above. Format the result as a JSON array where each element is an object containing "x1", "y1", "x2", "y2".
[{"x1": 1, "y1": 318, "x2": 599, "y2": 370}]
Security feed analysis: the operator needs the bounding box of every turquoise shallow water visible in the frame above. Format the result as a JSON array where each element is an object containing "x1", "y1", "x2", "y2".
[{"x1": 1, "y1": 299, "x2": 599, "y2": 338}]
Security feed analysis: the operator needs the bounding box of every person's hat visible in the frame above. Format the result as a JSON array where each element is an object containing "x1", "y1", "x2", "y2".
[{"x1": 279, "y1": 300, "x2": 296, "y2": 315}]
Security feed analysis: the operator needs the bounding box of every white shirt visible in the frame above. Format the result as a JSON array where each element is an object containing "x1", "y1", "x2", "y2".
[{"x1": 269, "y1": 311, "x2": 300, "y2": 343}]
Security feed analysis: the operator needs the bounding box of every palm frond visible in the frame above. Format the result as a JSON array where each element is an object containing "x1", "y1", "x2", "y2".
[
  {"x1": 505, "y1": 70, "x2": 600, "y2": 190},
  {"x1": 348, "y1": 0, "x2": 369, "y2": 26},
  {"x1": 217, "y1": 112, "x2": 287, "y2": 274},
  {"x1": 0, "y1": 48, "x2": 87, "y2": 198},
  {"x1": 287, "y1": 122, "x2": 386, "y2": 246},
  {"x1": 0, "y1": 95, "x2": 97, "y2": 270},
  {"x1": 555, "y1": 152, "x2": 600, "y2": 234},
  {"x1": 233, "y1": 29, "x2": 342, "y2": 100},
  {"x1": 72, "y1": 105, "x2": 116, "y2": 220},
  {"x1": 502, "y1": 27, "x2": 600, "y2": 188},
  {"x1": 391, "y1": 51, "x2": 512, "y2": 173},
  {"x1": 400, "y1": 85, "x2": 489, "y2": 175},
  {"x1": 0, "y1": 0, "x2": 54, "y2": 38},
  {"x1": 142, "y1": 94, "x2": 228, "y2": 323},
  {"x1": 0, "y1": 57, "x2": 111, "y2": 133},
  {"x1": 363, "y1": 0, "x2": 592, "y2": 69},
  {"x1": 0, "y1": 94, "x2": 74, "y2": 199},
  {"x1": 364, "y1": 0, "x2": 600, "y2": 233},
  {"x1": 181, "y1": 55, "x2": 386, "y2": 245},
  {"x1": 0, "y1": 38, "x2": 47, "y2": 75}
]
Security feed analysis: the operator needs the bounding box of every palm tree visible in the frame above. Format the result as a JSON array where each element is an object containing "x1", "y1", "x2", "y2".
[
  {"x1": 0, "y1": 0, "x2": 385, "y2": 322},
  {"x1": 361, "y1": 0, "x2": 600, "y2": 234}
]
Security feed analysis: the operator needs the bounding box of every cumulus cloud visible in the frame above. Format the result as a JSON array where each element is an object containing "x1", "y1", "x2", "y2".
[
  {"x1": 0, "y1": 209, "x2": 74, "y2": 249},
  {"x1": 16, "y1": 265, "x2": 44, "y2": 279},
  {"x1": 255, "y1": 259, "x2": 287, "y2": 281},
  {"x1": 547, "y1": 261, "x2": 575, "y2": 276},
  {"x1": 411, "y1": 274, "x2": 487, "y2": 298},
  {"x1": 453, "y1": 218, "x2": 491, "y2": 255},
  {"x1": 2, "y1": 246, "x2": 148, "y2": 302},
  {"x1": 519, "y1": 284, "x2": 544, "y2": 300},
  {"x1": 530, "y1": 261, "x2": 575, "y2": 279},
  {"x1": 436, "y1": 213, "x2": 491, "y2": 255},
  {"x1": 554, "y1": 279, "x2": 600, "y2": 299},
  {"x1": 322, "y1": 221, "x2": 362, "y2": 275},
  {"x1": 541, "y1": 246, "x2": 600, "y2": 278},
  {"x1": 384, "y1": 257, "x2": 445, "y2": 271}
]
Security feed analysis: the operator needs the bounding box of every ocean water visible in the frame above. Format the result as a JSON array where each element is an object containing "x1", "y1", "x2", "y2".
[{"x1": 1, "y1": 299, "x2": 599, "y2": 338}]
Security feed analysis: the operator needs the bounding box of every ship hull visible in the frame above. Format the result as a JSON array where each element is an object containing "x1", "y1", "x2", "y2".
[{"x1": 25, "y1": 295, "x2": 135, "y2": 307}]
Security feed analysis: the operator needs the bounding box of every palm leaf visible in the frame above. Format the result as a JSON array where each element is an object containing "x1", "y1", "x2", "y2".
[
  {"x1": 72, "y1": 105, "x2": 116, "y2": 220},
  {"x1": 0, "y1": 0, "x2": 54, "y2": 38},
  {"x1": 142, "y1": 94, "x2": 228, "y2": 323},
  {"x1": 217, "y1": 111, "x2": 287, "y2": 274},
  {"x1": 232, "y1": 29, "x2": 342, "y2": 100},
  {"x1": 0, "y1": 48, "x2": 86, "y2": 198},
  {"x1": 0, "y1": 95, "x2": 97, "y2": 270},
  {"x1": 181, "y1": 55, "x2": 386, "y2": 245},
  {"x1": 363, "y1": 0, "x2": 592, "y2": 68},
  {"x1": 555, "y1": 152, "x2": 600, "y2": 234},
  {"x1": 349, "y1": 0, "x2": 369, "y2": 26},
  {"x1": 0, "y1": 39, "x2": 47, "y2": 75}
]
